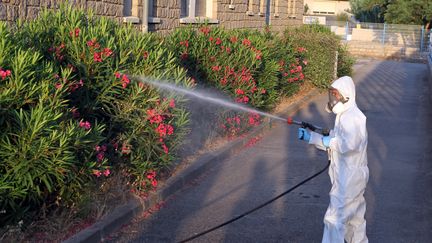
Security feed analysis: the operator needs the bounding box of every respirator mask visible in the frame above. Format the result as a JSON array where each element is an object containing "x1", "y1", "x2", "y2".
[{"x1": 326, "y1": 88, "x2": 349, "y2": 114}]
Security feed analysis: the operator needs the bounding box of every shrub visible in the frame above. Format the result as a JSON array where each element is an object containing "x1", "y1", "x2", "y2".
[
  {"x1": 165, "y1": 25, "x2": 308, "y2": 138},
  {"x1": 337, "y1": 44, "x2": 356, "y2": 77},
  {"x1": 0, "y1": 4, "x2": 354, "y2": 231},
  {"x1": 283, "y1": 24, "x2": 339, "y2": 88},
  {"x1": 0, "y1": 5, "x2": 192, "y2": 226}
]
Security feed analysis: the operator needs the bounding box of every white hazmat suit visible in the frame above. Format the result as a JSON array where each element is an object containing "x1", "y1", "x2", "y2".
[{"x1": 309, "y1": 76, "x2": 369, "y2": 243}]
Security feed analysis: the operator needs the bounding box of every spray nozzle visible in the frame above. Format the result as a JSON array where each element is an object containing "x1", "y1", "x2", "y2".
[
  {"x1": 286, "y1": 117, "x2": 330, "y2": 136},
  {"x1": 287, "y1": 117, "x2": 293, "y2": 124}
]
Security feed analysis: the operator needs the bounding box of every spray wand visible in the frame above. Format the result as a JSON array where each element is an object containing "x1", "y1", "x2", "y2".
[{"x1": 286, "y1": 117, "x2": 330, "y2": 136}]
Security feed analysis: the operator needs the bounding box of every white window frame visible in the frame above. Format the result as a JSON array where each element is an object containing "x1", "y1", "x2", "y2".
[
  {"x1": 180, "y1": 0, "x2": 219, "y2": 24},
  {"x1": 123, "y1": 0, "x2": 140, "y2": 24},
  {"x1": 247, "y1": 0, "x2": 255, "y2": 16},
  {"x1": 288, "y1": 0, "x2": 296, "y2": 18},
  {"x1": 123, "y1": 0, "x2": 161, "y2": 28},
  {"x1": 274, "y1": 0, "x2": 279, "y2": 17}
]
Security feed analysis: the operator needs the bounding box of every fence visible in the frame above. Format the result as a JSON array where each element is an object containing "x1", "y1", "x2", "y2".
[
  {"x1": 429, "y1": 33, "x2": 432, "y2": 62},
  {"x1": 325, "y1": 21, "x2": 430, "y2": 53}
]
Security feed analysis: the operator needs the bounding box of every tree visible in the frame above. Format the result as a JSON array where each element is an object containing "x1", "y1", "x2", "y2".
[
  {"x1": 385, "y1": 0, "x2": 432, "y2": 26},
  {"x1": 349, "y1": 0, "x2": 388, "y2": 23}
]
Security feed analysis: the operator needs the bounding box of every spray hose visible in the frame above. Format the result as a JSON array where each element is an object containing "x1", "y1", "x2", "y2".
[
  {"x1": 178, "y1": 160, "x2": 330, "y2": 243},
  {"x1": 286, "y1": 117, "x2": 330, "y2": 136}
]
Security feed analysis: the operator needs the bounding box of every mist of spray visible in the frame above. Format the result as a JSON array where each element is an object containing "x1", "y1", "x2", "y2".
[{"x1": 134, "y1": 76, "x2": 286, "y2": 122}]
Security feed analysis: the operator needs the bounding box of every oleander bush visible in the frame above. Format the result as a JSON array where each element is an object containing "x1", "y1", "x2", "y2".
[
  {"x1": 0, "y1": 3, "x2": 354, "y2": 235},
  {"x1": 0, "y1": 5, "x2": 192, "y2": 227},
  {"x1": 283, "y1": 24, "x2": 340, "y2": 88},
  {"x1": 166, "y1": 25, "x2": 308, "y2": 138}
]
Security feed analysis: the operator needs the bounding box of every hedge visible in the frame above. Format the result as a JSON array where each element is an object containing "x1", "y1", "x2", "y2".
[{"x1": 0, "y1": 4, "x2": 353, "y2": 232}]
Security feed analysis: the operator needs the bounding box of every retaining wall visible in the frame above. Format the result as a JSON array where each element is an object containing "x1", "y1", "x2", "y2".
[{"x1": 347, "y1": 40, "x2": 425, "y2": 61}]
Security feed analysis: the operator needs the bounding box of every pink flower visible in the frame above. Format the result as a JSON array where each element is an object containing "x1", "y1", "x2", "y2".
[
  {"x1": 87, "y1": 39, "x2": 96, "y2": 47},
  {"x1": 220, "y1": 77, "x2": 227, "y2": 86},
  {"x1": 147, "y1": 109, "x2": 164, "y2": 124},
  {"x1": 93, "y1": 52, "x2": 102, "y2": 62},
  {"x1": 151, "y1": 179, "x2": 158, "y2": 187},
  {"x1": 143, "y1": 51, "x2": 149, "y2": 59},
  {"x1": 162, "y1": 143, "x2": 169, "y2": 154},
  {"x1": 167, "y1": 124, "x2": 174, "y2": 135},
  {"x1": 96, "y1": 152, "x2": 104, "y2": 162},
  {"x1": 200, "y1": 27, "x2": 210, "y2": 35},
  {"x1": 112, "y1": 141, "x2": 119, "y2": 151},
  {"x1": 0, "y1": 69, "x2": 12, "y2": 80},
  {"x1": 155, "y1": 124, "x2": 174, "y2": 137},
  {"x1": 230, "y1": 36, "x2": 238, "y2": 43},
  {"x1": 69, "y1": 28, "x2": 80, "y2": 38},
  {"x1": 242, "y1": 38, "x2": 251, "y2": 47},
  {"x1": 180, "y1": 40, "x2": 189, "y2": 47},
  {"x1": 147, "y1": 171, "x2": 156, "y2": 179},
  {"x1": 121, "y1": 143, "x2": 131, "y2": 155},
  {"x1": 299, "y1": 73, "x2": 305, "y2": 80},
  {"x1": 103, "y1": 48, "x2": 113, "y2": 57},
  {"x1": 212, "y1": 66, "x2": 221, "y2": 71},
  {"x1": 169, "y1": 99, "x2": 175, "y2": 108},
  {"x1": 55, "y1": 82, "x2": 62, "y2": 89},
  {"x1": 114, "y1": 72, "x2": 121, "y2": 79},
  {"x1": 303, "y1": 60, "x2": 308, "y2": 65},
  {"x1": 121, "y1": 74, "x2": 130, "y2": 88},
  {"x1": 103, "y1": 169, "x2": 111, "y2": 177},
  {"x1": 297, "y1": 47, "x2": 307, "y2": 53},
  {"x1": 79, "y1": 121, "x2": 91, "y2": 130},
  {"x1": 235, "y1": 89, "x2": 245, "y2": 95},
  {"x1": 297, "y1": 65, "x2": 302, "y2": 72},
  {"x1": 93, "y1": 170, "x2": 102, "y2": 177},
  {"x1": 215, "y1": 38, "x2": 222, "y2": 45}
]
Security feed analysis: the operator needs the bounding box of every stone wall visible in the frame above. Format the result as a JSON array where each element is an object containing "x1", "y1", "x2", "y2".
[
  {"x1": 0, "y1": 0, "x2": 124, "y2": 24},
  {"x1": 347, "y1": 40, "x2": 425, "y2": 61},
  {"x1": 1, "y1": 0, "x2": 303, "y2": 33}
]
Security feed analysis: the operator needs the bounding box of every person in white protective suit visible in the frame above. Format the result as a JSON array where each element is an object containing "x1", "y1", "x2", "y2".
[{"x1": 298, "y1": 76, "x2": 369, "y2": 243}]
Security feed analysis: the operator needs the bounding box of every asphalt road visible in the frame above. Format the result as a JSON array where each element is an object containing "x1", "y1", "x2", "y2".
[{"x1": 108, "y1": 59, "x2": 432, "y2": 243}]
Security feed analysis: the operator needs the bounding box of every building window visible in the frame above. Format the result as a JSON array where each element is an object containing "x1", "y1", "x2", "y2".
[
  {"x1": 148, "y1": 0, "x2": 161, "y2": 23},
  {"x1": 288, "y1": 0, "x2": 296, "y2": 18},
  {"x1": 123, "y1": 0, "x2": 160, "y2": 25},
  {"x1": 180, "y1": 0, "x2": 218, "y2": 24},
  {"x1": 123, "y1": 0, "x2": 140, "y2": 24},
  {"x1": 124, "y1": 0, "x2": 132, "y2": 16},
  {"x1": 247, "y1": 0, "x2": 255, "y2": 16}
]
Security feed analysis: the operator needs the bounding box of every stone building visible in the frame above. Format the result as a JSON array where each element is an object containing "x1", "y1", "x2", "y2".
[{"x1": 0, "y1": 0, "x2": 303, "y2": 33}]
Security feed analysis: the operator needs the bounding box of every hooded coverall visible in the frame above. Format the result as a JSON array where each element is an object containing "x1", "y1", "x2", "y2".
[{"x1": 309, "y1": 76, "x2": 369, "y2": 243}]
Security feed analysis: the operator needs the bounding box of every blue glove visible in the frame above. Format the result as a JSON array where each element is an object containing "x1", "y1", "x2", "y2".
[
  {"x1": 322, "y1": 136, "x2": 331, "y2": 148},
  {"x1": 298, "y1": 128, "x2": 311, "y2": 142}
]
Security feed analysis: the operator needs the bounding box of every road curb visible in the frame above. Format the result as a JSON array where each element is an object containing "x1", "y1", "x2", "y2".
[{"x1": 63, "y1": 87, "x2": 322, "y2": 243}]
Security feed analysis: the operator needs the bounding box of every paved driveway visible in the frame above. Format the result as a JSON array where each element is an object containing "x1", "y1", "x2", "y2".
[{"x1": 108, "y1": 60, "x2": 432, "y2": 243}]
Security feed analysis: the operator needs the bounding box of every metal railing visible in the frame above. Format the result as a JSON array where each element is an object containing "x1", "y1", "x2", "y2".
[{"x1": 322, "y1": 21, "x2": 430, "y2": 52}]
